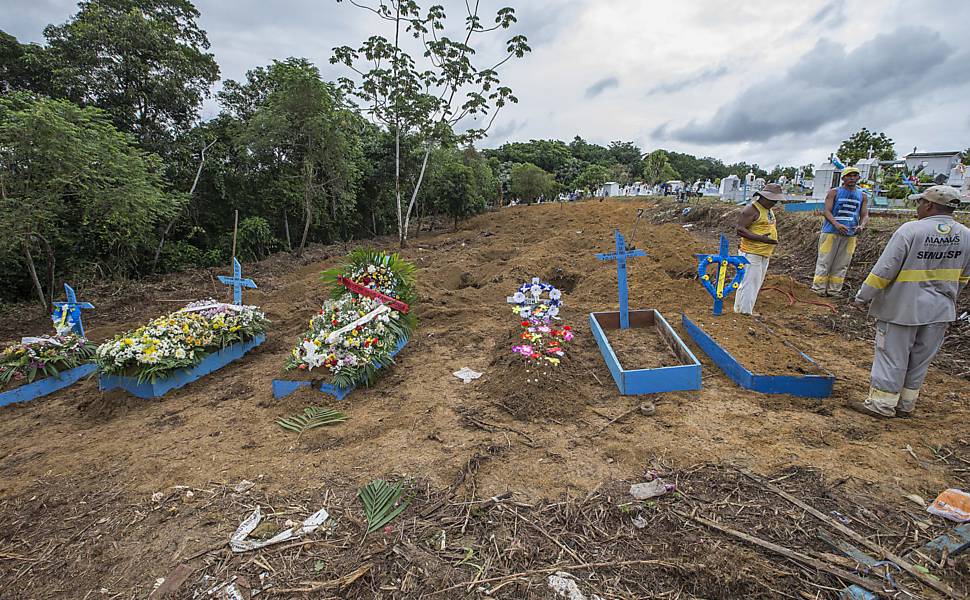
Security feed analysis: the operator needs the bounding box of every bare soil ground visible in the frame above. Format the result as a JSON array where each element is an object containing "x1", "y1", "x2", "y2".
[{"x1": 0, "y1": 198, "x2": 968, "y2": 599}]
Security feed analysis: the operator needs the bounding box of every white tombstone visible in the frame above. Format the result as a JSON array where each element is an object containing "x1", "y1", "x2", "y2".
[
  {"x1": 855, "y1": 157, "x2": 880, "y2": 181},
  {"x1": 719, "y1": 175, "x2": 741, "y2": 202},
  {"x1": 812, "y1": 161, "x2": 842, "y2": 200}
]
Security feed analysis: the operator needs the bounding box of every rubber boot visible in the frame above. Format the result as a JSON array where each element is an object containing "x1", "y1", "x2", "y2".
[{"x1": 897, "y1": 387, "x2": 919, "y2": 418}]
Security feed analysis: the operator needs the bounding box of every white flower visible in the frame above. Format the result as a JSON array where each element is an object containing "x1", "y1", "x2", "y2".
[
  {"x1": 530, "y1": 285, "x2": 541, "y2": 298},
  {"x1": 547, "y1": 306, "x2": 559, "y2": 317},
  {"x1": 549, "y1": 289, "x2": 562, "y2": 301},
  {"x1": 512, "y1": 291, "x2": 526, "y2": 304},
  {"x1": 367, "y1": 265, "x2": 377, "y2": 273},
  {"x1": 301, "y1": 340, "x2": 325, "y2": 368}
]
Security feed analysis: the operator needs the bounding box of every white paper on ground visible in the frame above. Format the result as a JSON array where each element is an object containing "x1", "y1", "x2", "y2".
[
  {"x1": 229, "y1": 505, "x2": 329, "y2": 553},
  {"x1": 453, "y1": 367, "x2": 483, "y2": 383}
]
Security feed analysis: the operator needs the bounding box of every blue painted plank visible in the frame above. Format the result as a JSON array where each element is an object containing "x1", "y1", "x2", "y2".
[
  {"x1": 272, "y1": 336, "x2": 409, "y2": 401},
  {"x1": 590, "y1": 310, "x2": 702, "y2": 395},
  {"x1": 917, "y1": 523, "x2": 970, "y2": 561},
  {"x1": 782, "y1": 201, "x2": 824, "y2": 213},
  {"x1": 589, "y1": 313, "x2": 626, "y2": 393},
  {"x1": 839, "y1": 586, "x2": 878, "y2": 600},
  {"x1": 0, "y1": 364, "x2": 96, "y2": 407},
  {"x1": 682, "y1": 315, "x2": 834, "y2": 398},
  {"x1": 99, "y1": 335, "x2": 266, "y2": 399}
]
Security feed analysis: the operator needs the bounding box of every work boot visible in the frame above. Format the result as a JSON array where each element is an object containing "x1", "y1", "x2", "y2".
[
  {"x1": 827, "y1": 289, "x2": 846, "y2": 298},
  {"x1": 848, "y1": 387, "x2": 898, "y2": 419},
  {"x1": 812, "y1": 288, "x2": 828, "y2": 297},
  {"x1": 896, "y1": 387, "x2": 920, "y2": 418}
]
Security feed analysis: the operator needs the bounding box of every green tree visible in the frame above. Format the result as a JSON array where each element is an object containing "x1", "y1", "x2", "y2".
[
  {"x1": 575, "y1": 164, "x2": 611, "y2": 190},
  {"x1": 642, "y1": 149, "x2": 679, "y2": 184},
  {"x1": 568, "y1": 136, "x2": 610, "y2": 165},
  {"x1": 607, "y1": 140, "x2": 643, "y2": 178},
  {"x1": 424, "y1": 151, "x2": 480, "y2": 229},
  {"x1": 43, "y1": 0, "x2": 220, "y2": 153},
  {"x1": 222, "y1": 58, "x2": 363, "y2": 257},
  {"x1": 510, "y1": 163, "x2": 557, "y2": 203},
  {"x1": 331, "y1": 0, "x2": 530, "y2": 247},
  {"x1": 0, "y1": 93, "x2": 175, "y2": 311},
  {"x1": 0, "y1": 31, "x2": 53, "y2": 95},
  {"x1": 837, "y1": 128, "x2": 896, "y2": 165}
]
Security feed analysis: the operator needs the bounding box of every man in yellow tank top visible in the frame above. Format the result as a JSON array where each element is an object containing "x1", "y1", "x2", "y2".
[{"x1": 734, "y1": 183, "x2": 782, "y2": 315}]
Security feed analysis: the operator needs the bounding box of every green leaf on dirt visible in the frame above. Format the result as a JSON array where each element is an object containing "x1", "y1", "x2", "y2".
[
  {"x1": 358, "y1": 479, "x2": 411, "y2": 534},
  {"x1": 276, "y1": 406, "x2": 347, "y2": 435}
]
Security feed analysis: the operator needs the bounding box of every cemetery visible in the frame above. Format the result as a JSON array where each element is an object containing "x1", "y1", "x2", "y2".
[
  {"x1": 1, "y1": 197, "x2": 968, "y2": 598},
  {"x1": 1, "y1": 0, "x2": 969, "y2": 596}
]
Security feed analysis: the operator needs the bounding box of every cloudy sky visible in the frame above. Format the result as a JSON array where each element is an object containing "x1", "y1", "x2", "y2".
[{"x1": 6, "y1": 0, "x2": 970, "y2": 168}]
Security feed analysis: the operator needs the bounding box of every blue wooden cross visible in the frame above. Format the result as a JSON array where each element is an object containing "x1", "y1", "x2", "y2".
[
  {"x1": 695, "y1": 234, "x2": 749, "y2": 316},
  {"x1": 52, "y1": 283, "x2": 94, "y2": 337},
  {"x1": 596, "y1": 229, "x2": 647, "y2": 329},
  {"x1": 217, "y1": 257, "x2": 257, "y2": 305}
]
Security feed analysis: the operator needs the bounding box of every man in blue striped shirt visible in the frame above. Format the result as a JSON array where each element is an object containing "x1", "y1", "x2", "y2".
[{"x1": 812, "y1": 167, "x2": 869, "y2": 297}]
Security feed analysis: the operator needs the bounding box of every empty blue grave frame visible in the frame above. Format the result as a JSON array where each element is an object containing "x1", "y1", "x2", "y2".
[
  {"x1": 0, "y1": 364, "x2": 97, "y2": 408},
  {"x1": 681, "y1": 315, "x2": 834, "y2": 398},
  {"x1": 272, "y1": 336, "x2": 408, "y2": 401},
  {"x1": 589, "y1": 309, "x2": 701, "y2": 395},
  {"x1": 99, "y1": 334, "x2": 266, "y2": 399}
]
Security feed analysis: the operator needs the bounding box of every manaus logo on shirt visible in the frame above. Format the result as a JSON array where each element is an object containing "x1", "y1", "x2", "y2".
[{"x1": 936, "y1": 223, "x2": 952, "y2": 235}]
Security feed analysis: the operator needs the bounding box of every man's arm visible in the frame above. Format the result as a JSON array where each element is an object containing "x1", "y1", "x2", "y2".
[
  {"x1": 736, "y1": 204, "x2": 777, "y2": 245},
  {"x1": 823, "y1": 188, "x2": 849, "y2": 234},
  {"x1": 857, "y1": 192, "x2": 869, "y2": 231},
  {"x1": 856, "y1": 227, "x2": 910, "y2": 302}
]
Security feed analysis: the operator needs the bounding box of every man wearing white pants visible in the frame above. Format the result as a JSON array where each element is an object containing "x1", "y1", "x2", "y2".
[
  {"x1": 852, "y1": 185, "x2": 969, "y2": 418},
  {"x1": 734, "y1": 184, "x2": 783, "y2": 315}
]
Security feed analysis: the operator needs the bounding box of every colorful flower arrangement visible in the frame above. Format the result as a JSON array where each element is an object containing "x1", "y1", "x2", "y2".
[
  {"x1": 0, "y1": 334, "x2": 95, "y2": 389},
  {"x1": 508, "y1": 278, "x2": 574, "y2": 366},
  {"x1": 95, "y1": 299, "x2": 268, "y2": 383},
  {"x1": 286, "y1": 249, "x2": 417, "y2": 389}
]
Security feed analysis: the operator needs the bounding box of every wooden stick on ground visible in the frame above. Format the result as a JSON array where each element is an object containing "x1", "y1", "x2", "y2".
[
  {"x1": 675, "y1": 510, "x2": 888, "y2": 598},
  {"x1": 738, "y1": 467, "x2": 963, "y2": 600}
]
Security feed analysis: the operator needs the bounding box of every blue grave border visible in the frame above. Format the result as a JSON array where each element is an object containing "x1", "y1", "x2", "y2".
[
  {"x1": 272, "y1": 336, "x2": 409, "y2": 401},
  {"x1": 0, "y1": 363, "x2": 97, "y2": 408},
  {"x1": 681, "y1": 314, "x2": 834, "y2": 398},
  {"x1": 589, "y1": 309, "x2": 701, "y2": 395},
  {"x1": 99, "y1": 334, "x2": 266, "y2": 399}
]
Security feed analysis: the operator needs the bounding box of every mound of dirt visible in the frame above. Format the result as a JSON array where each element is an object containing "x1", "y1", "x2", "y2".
[{"x1": 477, "y1": 326, "x2": 586, "y2": 421}]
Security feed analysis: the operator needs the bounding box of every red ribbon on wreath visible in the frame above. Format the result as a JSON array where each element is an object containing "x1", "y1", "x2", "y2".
[{"x1": 337, "y1": 276, "x2": 410, "y2": 313}]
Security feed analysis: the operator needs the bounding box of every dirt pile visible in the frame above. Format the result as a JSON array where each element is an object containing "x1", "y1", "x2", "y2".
[{"x1": 1, "y1": 198, "x2": 968, "y2": 597}]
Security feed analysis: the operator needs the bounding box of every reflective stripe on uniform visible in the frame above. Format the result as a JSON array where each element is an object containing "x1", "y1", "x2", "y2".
[
  {"x1": 828, "y1": 275, "x2": 844, "y2": 284},
  {"x1": 962, "y1": 275, "x2": 970, "y2": 284},
  {"x1": 819, "y1": 233, "x2": 834, "y2": 253},
  {"x1": 864, "y1": 273, "x2": 892, "y2": 289},
  {"x1": 896, "y1": 268, "x2": 962, "y2": 283},
  {"x1": 813, "y1": 275, "x2": 829, "y2": 284},
  {"x1": 845, "y1": 236, "x2": 857, "y2": 256}
]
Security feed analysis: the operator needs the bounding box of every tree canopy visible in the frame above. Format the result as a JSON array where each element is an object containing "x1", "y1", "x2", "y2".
[{"x1": 838, "y1": 128, "x2": 896, "y2": 165}]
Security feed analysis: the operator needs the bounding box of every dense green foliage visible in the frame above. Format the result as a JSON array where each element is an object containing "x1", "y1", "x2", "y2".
[{"x1": 838, "y1": 128, "x2": 896, "y2": 165}]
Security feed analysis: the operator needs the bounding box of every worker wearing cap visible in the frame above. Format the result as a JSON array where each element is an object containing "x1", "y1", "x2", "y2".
[
  {"x1": 734, "y1": 183, "x2": 783, "y2": 315},
  {"x1": 851, "y1": 185, "x2": 969, "y2": 418},
  {"x1": 812, "y1": 167, "x2": 870, "y2": 297}
]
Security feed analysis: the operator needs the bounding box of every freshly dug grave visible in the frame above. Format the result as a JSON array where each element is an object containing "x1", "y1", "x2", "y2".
[
  {"x1": 477, "y1": 325, "x2": 586, "y2": 421},
  {"x1": 685, "y1": 311, "x2": 830, "y2": 376},
  {"x1": 604, "y1": 324, "x2": 678, "y2": 370}
]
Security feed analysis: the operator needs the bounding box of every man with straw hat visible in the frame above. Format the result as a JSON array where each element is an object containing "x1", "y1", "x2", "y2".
[
  {"x1": 734, "y1": 183, "x2": 784, "y2": 315},
  {"x1": 812, "y1": 167, "x2": 870, "y2": 297},
  {"x1": 851, "y1": 185, "x2": 969, "y2": 418}
]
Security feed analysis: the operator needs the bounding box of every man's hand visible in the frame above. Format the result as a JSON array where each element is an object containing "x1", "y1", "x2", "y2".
[
  {"x1": 835, "y1": 223, "x2": 850, "y2": 235},
  {"x1": 855, "y1": 222, "x2": 866, "y2": 233},
  {"x1": 850, "y1": 297, "x2": 867, "y2": 311},
  {"x1": 763, "y1": 237, "x2": 778, "y2": 245}
]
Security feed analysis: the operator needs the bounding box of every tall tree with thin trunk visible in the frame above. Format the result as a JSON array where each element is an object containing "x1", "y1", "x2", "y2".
[{"x1": 332, "y1": 0, "x2": 530, "y2": 247}]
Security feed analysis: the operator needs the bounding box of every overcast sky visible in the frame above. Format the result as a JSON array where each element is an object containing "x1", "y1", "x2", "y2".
[{"x1": 6, "y1": 0, "x2": 970, "y2": 168}]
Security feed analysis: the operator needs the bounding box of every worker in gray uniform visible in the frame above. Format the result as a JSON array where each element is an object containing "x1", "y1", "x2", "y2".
[{"x1": 851, "y1": 185, "x2": 969, "y2": 418}]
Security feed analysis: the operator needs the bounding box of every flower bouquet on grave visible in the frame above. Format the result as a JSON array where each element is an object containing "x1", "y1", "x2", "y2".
[
  {"x1": 0, "y1": 334, "x2": 95, "y2": 391},
  {"x1": 508, "y1": 279, "x2": 575, "y2": 368},
  {"x1": 94, "y1": 299, "x2": 269, "y2": 383},
  {"x1": 285, "y1": 250, "x2": 417, "y2": 390}
]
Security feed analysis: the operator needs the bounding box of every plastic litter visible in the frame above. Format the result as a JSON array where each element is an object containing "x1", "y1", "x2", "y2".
[
  {"x1": 230, "y1": 505, "x2": 329, "y2": 553},
  {"x1": 629, "y1": 479, "x2": 673, "y2": 500},
  {"x1": 547, "y1": 572, "x2": 603, "y2": 600},
  {"x1": 453, "y1": 367, "x2": 483, "y2": 384},
  {"x1": 927, "y1": 488, "x2": 970, "y2": 522}
]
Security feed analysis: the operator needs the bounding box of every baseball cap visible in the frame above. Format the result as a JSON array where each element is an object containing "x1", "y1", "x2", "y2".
[
  {"x1": 842, "y1": 167, "x2": 861, "y2": 177},
  {"x1": 908, "y1": 185, "x2": 962, "y2": 209}
]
